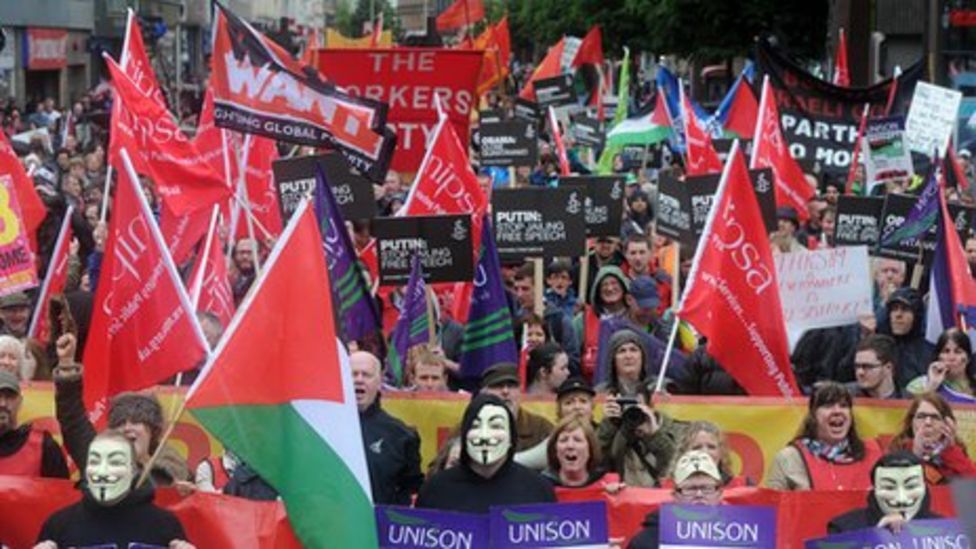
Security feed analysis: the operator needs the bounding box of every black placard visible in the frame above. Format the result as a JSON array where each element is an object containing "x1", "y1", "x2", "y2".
[
  {"x1": 478, "y1": 120, "x2": 539, "y2": 167},
  {"x1": 562, "y1": 176, "x2": 625, "y2": 237},
  {"x1": 877, "y1": 193, "x2": 976, "y2": 263},
  {"x1": 492, "y1": 187, "x2": 587, "y2": 260},
  {"x1": 514, "y1": 98, "x2": 541, "y2": 125},
  {"x1": 713, "y1": 138, "x2": 753, "y2": 161},
  {"x1": 572, "y1": 115, "x2": 605, "y2": 148},
  {"x1": 272, "y1": 153, "x2": 377, "y2": 222},
  {"x1": 479, "y1": 109, "x2": 503, "y2": 123},
  {"x1": 534, "y1": 74, "x2": 578, "y2": 108},
  {"x1": 656, "y1": 169, "x2": 777, "y2": 251},
  {"x1": 834, "y1": 196, "x2": 885, "y2": 248},
  {"x1": 373, "y1": 214, "x2": 474, "y2": 285}
]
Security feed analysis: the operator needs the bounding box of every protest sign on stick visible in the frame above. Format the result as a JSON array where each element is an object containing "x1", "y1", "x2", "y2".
[{"x1": 373, "y1": 214, "x2": 475, "y2": 285}]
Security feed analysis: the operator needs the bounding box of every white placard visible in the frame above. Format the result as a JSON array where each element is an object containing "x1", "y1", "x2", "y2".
[
  {"x1": 775, "y1": 246, "x2": 873, "y2": 349},
  {"x1": 904, "y1": 81, "x2": 962, "y2": 157}
]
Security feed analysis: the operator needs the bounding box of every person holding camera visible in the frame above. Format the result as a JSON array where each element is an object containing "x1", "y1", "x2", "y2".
[{"x1": 597, "y1": 383, "x2": 682, "y2": 488}]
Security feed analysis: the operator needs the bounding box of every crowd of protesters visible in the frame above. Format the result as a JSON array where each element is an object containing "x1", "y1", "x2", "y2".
[{"x1": 1, "y1": 59, "x2": 976, "y2": 547}]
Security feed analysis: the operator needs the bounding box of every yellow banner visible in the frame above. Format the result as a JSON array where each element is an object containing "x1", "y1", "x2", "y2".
[
  {"x1": 324, "y1": 28, "x2": 393, "y2": 49},
  {"x1": 19, "y1": 384, "x2": 976, "y2": 483}
]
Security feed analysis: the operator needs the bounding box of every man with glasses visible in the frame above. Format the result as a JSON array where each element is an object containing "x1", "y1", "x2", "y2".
[
  {"x1": 627, "y1": 450, "x2": 725, "y2": 548},
  {"x1": 846, "y1": 335, "x2": 906, "y2": 400}
]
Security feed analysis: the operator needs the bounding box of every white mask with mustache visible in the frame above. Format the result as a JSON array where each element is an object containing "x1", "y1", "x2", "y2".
[
  {"x1": 85, "y1": 438, "x2": 135, "y2": 506},
  {"x1": 874, "y1": 465, "x2": 926, "y2": 520},
  {"x1": 465, "y1": 404, "x2": 511, "y2": 467}
]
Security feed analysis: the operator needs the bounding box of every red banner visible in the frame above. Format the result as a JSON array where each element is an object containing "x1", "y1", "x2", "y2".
[
  {"x1": 0, "y1": 175, "x2": 38, "y2": 296},
  {"x1": 317, "y1": 48, "x2": 484, "y2": 173},
  {"x1": 26, "y1": 28, "x2": 67, "y2": 70}
]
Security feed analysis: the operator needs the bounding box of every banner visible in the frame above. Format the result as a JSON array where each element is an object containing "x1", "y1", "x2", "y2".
[
  {"x1": 534, "y1": 74, "x2": 578, "y2": 109},
  {"x1": 273, "y1": 154, "x2": 376, "y2": 223},
  {"x1": 655, "y1": 173, "x2": 692, "y2": 245},
  {"x1": 492, "y1": 187, "x2": 587, "y2": 261},
  {"x1": 376, "y1": 506, "x2": 489, "y2": 549},
  {"x1": 805, "y1": 518, "x2": 969, "y2": 549},
  {"x1": 26, "y1": 28, "x2": 67, "y2": 70},
  {"x1": 373, "y1": 214, "x2": 474, "y2": 285},
  {"x1": 560, "y1": 176, "x2": 624, "y2": 237},
  {"x1": 489, "y1": 502, "x2": 608, "y2": 548},
  {"x1": 478, "y1": 120, "x2": 539, "y2": 167},
  {"x1": 862, "y1": 115, "x2": 914, "y2": 189},
  {"x1": 877, "y1": 193, "x2": 976, "y2": 263},
  {"x1": 755, "y1": 37, "x2": 922, "y2": 174},
  {"x1": 774, "y1": 246, "x2": 873, "y2": 347},
  {"x1": 317, "y1": 48, "x2": 484, "y2": 172},
  {"x1": 904, "y1": 81, "x2": 963, "y2": 157},
  {"x1": 0, "y1": 175, "x2": 38, "y2": 296},
  {"x1": 210, "y1": 6, "x2": 395, "y2": 181},
  {"x1": 658, "y1": 504, "x2": 777, "y2": 548},
  {"x1": 833, "y1": 196, "x2": 884, "y2": 248}
]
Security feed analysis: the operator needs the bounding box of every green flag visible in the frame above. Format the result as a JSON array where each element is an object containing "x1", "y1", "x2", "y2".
[{"x1": 612, "y1": 47, "x2": 630, "y2": 129}]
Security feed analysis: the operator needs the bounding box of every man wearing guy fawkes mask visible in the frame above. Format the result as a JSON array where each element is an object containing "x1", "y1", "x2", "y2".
[
  {"x1": 35, "y1": 431, "x2": 195, "y2": 548},
  {"x1": 415, "y1": 393, "x2": 556, "y2": 513},
  {"x1": 828, "y1": 451, "x2": 942, "y2": 534}
]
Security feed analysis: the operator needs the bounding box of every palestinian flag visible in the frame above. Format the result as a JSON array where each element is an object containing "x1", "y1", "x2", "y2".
[
  {"x1": 596, "y1": 89, "x2": 672, "y2": 174},
  {"x1": 186, "y1": 200, "x2": 377, "y2": 547}
]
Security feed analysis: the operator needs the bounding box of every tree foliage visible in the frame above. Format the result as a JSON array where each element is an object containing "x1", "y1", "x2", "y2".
[
  {"x1": 501, "y1": 0, "x2": 827, "y2": 62},
  {"x1": 335, "y1": 0, "x2": 401, "y2": 40}
]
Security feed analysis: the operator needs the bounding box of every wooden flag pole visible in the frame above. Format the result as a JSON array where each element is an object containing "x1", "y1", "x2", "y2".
[
  {"x1": 425, "y1": 285, "x2": 437, "y2": 347},
  {"x1": 578, "y1": 250, "x2": 590, "y2": 306},
  {"x1": 671, "y1": 242, "x2": 681, "y2": 306},
  {"x1": 533, "y1": 257, "x2": 544, "y2": 316}
]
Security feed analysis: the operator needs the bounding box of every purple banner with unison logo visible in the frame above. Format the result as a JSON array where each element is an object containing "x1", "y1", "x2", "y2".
[
  {"x1": 659, "y1": 504, "x2": 777, "y2": 548},
  {"x1": 489, "y1": 501, "x2": 608, "y2": 548},
  {"x1": 804, "y1": 518, "x2": 969, "y2": 548},
  {"x1": 375, "y1": 505, "x2": 489, "y2": 549}
]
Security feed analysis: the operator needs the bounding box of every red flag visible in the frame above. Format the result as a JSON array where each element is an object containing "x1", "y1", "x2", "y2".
[
  {"x1": 572, "y1": 26, "x2": 604, "y2": 69},
  {"x1": 83, "y1": 147, "x2": 209, "y2": 415},
  {"x1": 300, "y1": 29, "x2": 320, "y2": 67},
  {"x1": 370, "y1": 12, "x2": 384, "y2": 47},
  {"x1": 947, "y1": 142, "x2": 970, "y2": 193},
  {"x1": 436, "y1": 0, "x2": 485, "y2": 32},
  {"x1": 723, "y1": 79, "x2": 759, "y2": 139},
  {"x1": 193, "y1": 88, "x2": 235, "y2": 185},
  {"x1": 681, "y1": 86, "x2": 723, "y2": 175},
  {"x1": 27, "y1": 207, "x2": 73, "y2": 343},
  {"x1": 832, "y1": 28, "x2": 850, "y2": 87},
  {"x1": 0, "y1": 131, "x2": 46, "y2": 251},
  {"x1": 235, "y1": 136, "x2": 282, "y2": 240},
  {"x1": 159, "y1": 203, "x2": 212, "y2": 266},
  {"x1": 844, "y1": 104, "x2": 870, "y2": 195},
  {"x1": 471, "y1": 17, "x2": 511, "y2": 96},
  {"x1": 519, "y1": 39, "x2": 565, "y2": 101},
  {"x1": 105, "y1": 55, "x2": 231, "y2": 216},
  {"x1": 120, "y1": 10, "x2": 167, "y2": 107},
  {"x1": 750, "y1": 76, "x2": 814, "y2": 221},
  {"x1": 189, "y1": 210, "x2": 236, "y2": 329},
  {"x1": 650, "y1": 87, "x2": 673, "y2": 127},
  {"x1": 678, "y1": 143, "x2": 800, "y2": 397},
  {"x1": 548, "y1": 106, "x2": 572, "y2": 176}
]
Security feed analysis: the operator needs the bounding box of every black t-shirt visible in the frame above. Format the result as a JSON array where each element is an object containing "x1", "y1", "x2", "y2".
[
  {"x1": 37, "y1": 484, "x2": 187, "y2": 547},
  {"x1": 415, "y1": 460, "x2": 556, "y2": 514}
]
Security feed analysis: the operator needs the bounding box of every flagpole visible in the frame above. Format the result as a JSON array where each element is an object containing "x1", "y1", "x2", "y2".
[
  {"x1": 578, "y1": 249, "x2": 589, "y2": 306},
  {"x1": 222, "y1": 129, "x2": 239, "y2": 265},
  {"x1": 533, "y1": 257, "x2": 544, "y2": 316},
  {"x1": 844, "y1": 103, "x2": 870, "y2": 195},
  {"x1": 99, "y1": 166, "x2": 113, "y2": 223},
  {"x1": 425, "y1": 286, "x2": 437, "y2": 347},
  {"x1": 236, "y1": 133, "x2": 263, "y2": 276},
  {"x1": 191, "y1": 205, "x2": 222, "y2": 310},
  {"x1": 654, "y1": 318, "x2": 680, "y2": 395},
  {"x1": 27, "y1": 205, "x2": 74, "y2": 339},
  {"x1": 231, "y1": 193, "x2": 275, "y2": 242}
]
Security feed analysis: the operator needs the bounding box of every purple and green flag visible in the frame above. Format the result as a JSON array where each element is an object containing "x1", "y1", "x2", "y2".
[
  {"x1": 313, "y1": 166, "x2": 382, "y2": 344},
  {"x1": 387, "y1": 256, "x2": 429, "y2": 386},
  {"x1": 459, "y1": 216, "x2": 518, "y2": 380},
  {"x1": 880, "y1": 156, "x2": 940, "y2": 246}
]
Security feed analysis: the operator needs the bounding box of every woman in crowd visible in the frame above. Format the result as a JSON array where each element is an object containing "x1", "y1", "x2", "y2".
[
  {"x1": 0, "y1": 335, "x2": 26, "y2": 379},
  {"x1": 766, "y1": 382, "x2": 882, "y2": 490},
  {"x1": 889, "y1": 393, "x2": 976, "y2": 484},
  {"x1": 542, "y1": 417, "x2": 617, "y2": 489},
  {"x1": 907, "y1": 328, "x2": 975, "y2": 403},
  {"x1": 663, "y1": 421, "x2": 752, "y2": 488},
  {"x1": 596, "y1": 329, "x2": 649, "y2": 396},
  {"x1": 525, "y1": 343, "x2": 571, "y2": 396}
]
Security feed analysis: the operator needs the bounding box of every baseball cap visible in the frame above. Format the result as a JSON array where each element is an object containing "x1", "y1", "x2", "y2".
[
  {"x1": 481, "y1": 363, "x2": 519, "y2": 388},
  {"x1": 0, "y1": 370, "x2": 20, "y2": 394},
  {"x1": 630, "y1": 276, "x2": 661, "y2": 310},
  {"x1": 0, "y1": 292, "x2": 30, "y2": 309},
  {"x1": 672, "y1": 450, "x2": 722, "y2": 484},
  {"x1": 556, "y1": 376, "x2": 595, "y2": 399}
]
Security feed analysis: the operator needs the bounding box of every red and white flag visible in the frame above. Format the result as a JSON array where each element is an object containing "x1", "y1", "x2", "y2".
[
  {"x1": 832, "y1": 28, "x2": 850, "y2": 87},
  {"x1": 681, "y1": 86, "x2": 723, "y2": 176},
  {"x1": 678, "y1": 142, "x2": 800, "y2": 397},
  {"x1": 105, "y1": 54, "x2": 231, "y2": 216},
  {"x1": 189, "y1": 208, "x2": 236, "y2": 329},
  {"x1": 0, "y1": 131, "x2": 46, "y2": 251},
  {"x1": 750, "y1": 76, "x2": 814, "y2": 221},
  {"x1": 548, "y1": 106, "x2": 572, "y2": 176},
  {"x1": 234, "y1": 136, "x2": 282, "y2": 240},
  {"x1": 436, "y1": 0, "x2": 485, "y2": 32},
  {"x1": 27, "y1": 207, "x2": 73, "y2": 343},
  {"x1": 159, "y1": 204, "x2": 212, "y2": 266},
  {"x1": 83, "y1": 147, "x2": 209, "y2": 415}
]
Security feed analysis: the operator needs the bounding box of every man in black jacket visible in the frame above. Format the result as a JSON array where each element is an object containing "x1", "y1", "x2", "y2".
[
  {"x1": 828, "y1": 451, "x2": 941, "y2": 534},
  {"x1": 352, "y1": 350, "x2": 424, "y2": 505}
]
